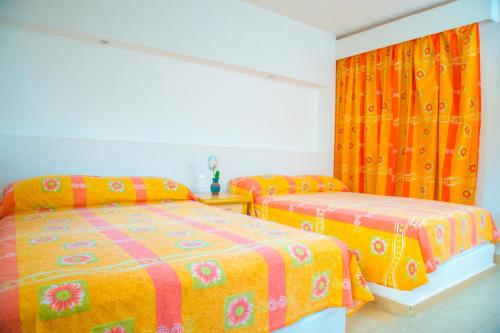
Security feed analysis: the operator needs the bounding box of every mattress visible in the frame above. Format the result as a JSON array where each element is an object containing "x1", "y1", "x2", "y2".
[
  {"x1": 0, "y1": 175, "x2": 373, "y2": 333},
  {"x1": 230, "y1": 175, "x2": 498, "y2": 291}
]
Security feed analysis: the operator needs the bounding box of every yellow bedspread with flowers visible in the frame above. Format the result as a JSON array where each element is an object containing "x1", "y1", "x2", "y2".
[
  {"x1": 0, "y1": 175, "x2": 373, "y2": 333},
  {"x1": 229, "y1": 175, "x2": 499, "y2": 291}
]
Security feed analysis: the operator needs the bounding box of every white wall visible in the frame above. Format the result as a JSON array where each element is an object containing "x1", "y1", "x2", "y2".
[
  {"x1": 336, "y1": 0, "x2": 495, "y2": 59},
  {"x1": 0, "y1": 0, "x2": 336, "y2": 191},
  {"x1": 0, "y1": 0, "x2": 334, "y2": 86},
  {"x1": 0, "y1": 135, "x2": 332, "y2": 192},
  {"x1": 477, "y1": 20, "x2": 500, "y2": 253},
  {"x1": 0, "y1": 26, "x2": 319, "y2": 151},
  {"x1": 336, "y1": 0, "x2": 500, "y2": 253}
]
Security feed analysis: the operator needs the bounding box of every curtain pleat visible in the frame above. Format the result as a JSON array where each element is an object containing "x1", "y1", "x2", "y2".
[{"x1": 334, "y1": 23, "x2": 481, "y2": 204}]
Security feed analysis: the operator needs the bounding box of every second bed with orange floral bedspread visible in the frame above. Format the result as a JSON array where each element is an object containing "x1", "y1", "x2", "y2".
[
  {"x1": 230, "y1": 175, "x2": 499, "y2": 291},
  {"x1": 0, "y1": 175, "x2": 373, "y2": 333}
]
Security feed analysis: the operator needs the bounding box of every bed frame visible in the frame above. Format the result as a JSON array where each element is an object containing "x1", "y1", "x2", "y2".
[
  {"x1": 368, "y1": 242, "x2": 496, "y2": 316},
  {"x1": 273, "y1": 307, "x2": 346, "y2": 333}
]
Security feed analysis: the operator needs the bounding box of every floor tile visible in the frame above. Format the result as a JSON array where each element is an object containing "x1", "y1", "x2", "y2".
[
  {"x1": 429, "y1": 295, "x2": 498, "y2": 330},
  {"x1": 346, "y1": 314, "x2": 384, "y2": 333},
  {"x1": 347, "y1": 267, "x2": 500, "y2": 333},
  {"x1": 475, "y1": 315, "x2": 500, "y2": 333},
  {"x1": 370, "y1": 315, "x2": 472, "y2": 333},
  {"x1": 355, "y1": 303, "x2": 396, "y2": 324}
]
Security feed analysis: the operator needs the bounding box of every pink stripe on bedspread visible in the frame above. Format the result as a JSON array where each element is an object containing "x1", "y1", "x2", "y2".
[
  {"x1": 130, "y1": 177, "x2": 147, "y2": 203},
  {"x1": 283, "y1": 175, "x2": 297, "y2": 194},
  {"x1": 307, "y1": 175, "x2": 326, "y2": 192},
  {"x1": 416, "y1": 227, "x2": 437, "y2": 272},
  {"x1": 331, "y1": 237, "x2": 353, "y2": 306},
  {"x1": 489, "y1": 212, "x2": 499, "y2": 241},
  {"x1": 469, "y1": 212, "x2": 478, "y2": 246},
  {"x1": 145, "y1": 205, "x2": 288, "y2": 331},
  {"x1": 259, "y1": 197, "x2": 419, "y2": 238},
  {"x1": 0, "y1": 216, "x2": 21, "y2": 333},
  {"x1": 448, "y1": 217, "x2": 456, "y2": 256},
  {"x1": 70, "y1": 175, "x2": 87, "y2": 208},
  {"x1": 78, "y1": 208, "x2": 182, "y2": 331}
]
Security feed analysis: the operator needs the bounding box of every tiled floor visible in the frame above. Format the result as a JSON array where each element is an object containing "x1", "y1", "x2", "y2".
[{"x1": 346, "y1": 268, "x2": 500, "y2": 333}]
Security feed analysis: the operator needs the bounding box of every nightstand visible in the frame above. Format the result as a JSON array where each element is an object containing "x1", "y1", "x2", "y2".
[{"x1": 195, "y1": 193, "x2": 252, "y2": 215}]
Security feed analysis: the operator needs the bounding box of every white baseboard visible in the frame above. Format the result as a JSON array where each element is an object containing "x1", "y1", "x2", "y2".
[{"x1": 368, "y1": 243, "x2": 496, "y2": 315}]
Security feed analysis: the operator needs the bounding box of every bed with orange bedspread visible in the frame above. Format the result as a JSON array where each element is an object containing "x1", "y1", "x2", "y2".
[
  {"x1": 229, "y1": 175, "x2": 498, "y2": 291},
  {"x1": 0, "y1": 176, "x2": 372, "y2": 333}
]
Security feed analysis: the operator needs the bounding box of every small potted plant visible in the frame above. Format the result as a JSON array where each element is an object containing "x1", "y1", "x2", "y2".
[
  {"x1": 208, "y1": 156, "x2": 221, "y2": 196},
  {"x1": 211, "y1": 170, "x2": 221, "y2": 196}
]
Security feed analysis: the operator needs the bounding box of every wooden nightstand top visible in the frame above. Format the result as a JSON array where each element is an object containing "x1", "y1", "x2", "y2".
[{"x1": 195, "y1": 193, "x2": 252, "y2": 205}]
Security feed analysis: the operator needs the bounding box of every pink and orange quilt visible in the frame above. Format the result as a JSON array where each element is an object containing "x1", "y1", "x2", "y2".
[
  {"x1": 230, "y1": 175, "x2": 499, "y2": 290},
  {"x1": 0, "y1": 176, "x2": 373, "y2": 332}
]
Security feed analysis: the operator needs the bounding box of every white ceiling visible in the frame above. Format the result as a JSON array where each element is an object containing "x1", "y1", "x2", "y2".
[{"x1": 243, "y1": 0, "x2": 453, "y2": 38}]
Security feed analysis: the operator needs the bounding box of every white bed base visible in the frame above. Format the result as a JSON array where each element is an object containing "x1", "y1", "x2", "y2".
[
  {"x1": 271, "y1": 244, "x2": 494, "y2": 330},
  {"x1": 273, "y1": 307, "x2": 346, "y2": 333},
  {"x1": 368, "y1": 242, "x2": 496, "y2": 315}
]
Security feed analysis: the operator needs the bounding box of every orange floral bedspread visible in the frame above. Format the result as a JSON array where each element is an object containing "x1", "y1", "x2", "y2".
[
  {"x1": 0, "y1": 200, "x2": 373, "y2": 333},
  {"x1": 230, "y1": 175, "x2": 498, "y2": 291}
]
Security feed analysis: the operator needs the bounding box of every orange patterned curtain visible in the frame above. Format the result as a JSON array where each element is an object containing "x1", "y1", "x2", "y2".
[{"x1": 334, "y1": 23, "x2": 481, "y2": 204}]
